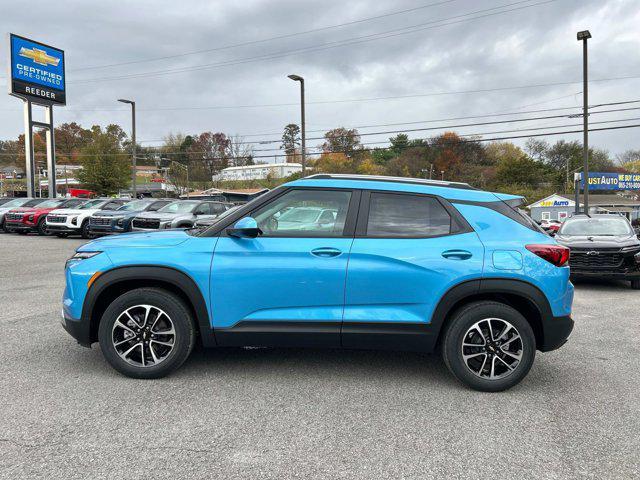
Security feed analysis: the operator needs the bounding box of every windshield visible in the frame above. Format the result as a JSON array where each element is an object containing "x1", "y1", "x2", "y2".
[
  {"x1": 24, "y1": 199, "x2": 45, "y2": 207},
  {"x1": 559, "y1": 217, "x2": 633, "y2": 236},
  {"x1": 78, "y1": 199, "x2": 105, "y2": 210},
  {"x1": 279, "y1": 208, "x2": 321, "y2": 223},
  {"x1": 159, "y1": 201, "x2": 198, "y2": 214},
  {"x1": 1, "y1": 198, "x2": 30, "y2": 208},
  {"x1": 117, "y1": 200, "x2": 149, "y2": 211},
  {"x1": 38, "y1": 199, "x2": 64, "y2": 208}
]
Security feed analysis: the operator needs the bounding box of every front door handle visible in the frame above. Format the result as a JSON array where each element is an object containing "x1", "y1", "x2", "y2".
[
  {"x1": 311, "y1": 247, "x2": 342, "y2": 258},
  {"x1": 442, "y1": 249, "x2": 472, "y2": 260}
]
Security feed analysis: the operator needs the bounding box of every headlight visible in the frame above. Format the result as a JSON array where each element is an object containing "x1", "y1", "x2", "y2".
[
  {"x1": 70, "y1": 216, "x2": 78, "y2": 225},
  {"x1": 65, "y1": 251, "x2": 102, "y2": 268},
  {"x1": 621, "y1": 246, "x2": 640, "y2": 252}
]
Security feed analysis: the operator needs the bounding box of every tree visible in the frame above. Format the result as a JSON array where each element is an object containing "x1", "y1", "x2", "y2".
[
  {"x1": 489, "y1": 142, "x2": 549, "y2": 187},
  {"x1": 76, "y1": 129, "x2": 130, "y2": 195},
  {"x1": 321, "y1": 127, "x2": 362, "y2": 157},
  {"x1": 228, "y1": 135, "x2": 254, "y2": 167},
  {"x1": 616, "y1": 149, "x2": 640, "y2": 166},
  {"x1": 187, "y1": 132, "x2": 230, "y2": 181},
  {"x1": 281, "y1": 124, "x2": 300, "y2": 161}
]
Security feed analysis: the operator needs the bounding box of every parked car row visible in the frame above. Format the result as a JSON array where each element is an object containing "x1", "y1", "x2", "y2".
[{"x1": 0, "y1": 197, "x2": 235, "y2": 238}]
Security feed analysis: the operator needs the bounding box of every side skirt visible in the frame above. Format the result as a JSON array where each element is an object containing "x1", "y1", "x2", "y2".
[{"x1": 214, "y1": 321, "x2": 435, "y2": 352}]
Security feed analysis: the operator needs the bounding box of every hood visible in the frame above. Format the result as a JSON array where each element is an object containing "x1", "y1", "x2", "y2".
[
  {"x1": 13, "y1": 206, "x2": 60, "y2": 215},
  {"x1": 5, "y1": 207, "x2": 33, "y2": 214},
  {"x1": 555, "y1": 233, "x2": 640, "y2": 249},
  {"x1": 135, "y1": 211, "x2": 187, "y2": 221},
  {"x1": 80, "y1": 229, "x2": 191, "y2": 250},
  {"x1": 92, "y1": 209, "x2": 137, "y2": 218},
  {"x1": 48, "y1": 207, "x2": 87, "y2": 216}
]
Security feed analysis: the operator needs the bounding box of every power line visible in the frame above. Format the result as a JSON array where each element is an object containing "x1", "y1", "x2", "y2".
[
  {"x1": 68, "y1": 0, "x2": 559, "y2": 84},
  {"x1": 4, "y1": 123, "x2": 638, "y2": 160},
  {"x1": 68, "y1": 1, "x2": 459, "y2": 72}
]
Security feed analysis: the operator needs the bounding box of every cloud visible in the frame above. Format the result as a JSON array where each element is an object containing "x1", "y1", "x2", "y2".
[{"x1": 1, "y1": 0, "x2": 639, "y2": 156}]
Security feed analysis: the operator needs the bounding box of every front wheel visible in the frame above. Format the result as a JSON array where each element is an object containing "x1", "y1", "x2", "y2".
[
  {"x1": 80, "y1": 219, "x2": 93, "y2": 239},
  {"x1": 98, "y1": 288, "x2": 196, "y2": 379},
  {"x1": 37, "y1": 217, "x2": 49, "y2": 236},
  {"x1": 631, "y1": 279, "x2": 640, "y2": 290},
  {"x1": 442, "y1": 301, "x2": 536, "y2": 392}
]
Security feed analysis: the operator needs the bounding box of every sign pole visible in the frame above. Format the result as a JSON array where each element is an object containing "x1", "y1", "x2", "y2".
[
  {"x1": 23, "y1": 99, "x2": 36, "y2": 197},
  {"x1": 45, "y1": 105, "x2": 56, "y2": 198}
]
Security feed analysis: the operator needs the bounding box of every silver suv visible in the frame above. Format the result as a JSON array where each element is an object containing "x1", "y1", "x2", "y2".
[{"x1": 131, "y1": 200, "x2": 231, "y2": 231}]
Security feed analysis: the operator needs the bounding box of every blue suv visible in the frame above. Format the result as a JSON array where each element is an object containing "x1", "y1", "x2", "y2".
[{"x1": 62, "y1": 174, "x2": 574, "y2": 391}]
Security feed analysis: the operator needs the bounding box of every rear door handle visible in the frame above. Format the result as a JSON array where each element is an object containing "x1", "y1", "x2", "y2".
[
  {"x1": 442, "y1": 249, "x2": 472, "y2": 260},
  {"x1": 311, "y1": 247, "x2": 342, "y2": 258}
]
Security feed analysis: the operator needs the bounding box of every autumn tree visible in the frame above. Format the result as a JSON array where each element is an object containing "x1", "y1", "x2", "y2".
[
  {"x1": 228, "y1": 135, "x2": 254, "y2": 167},
  {"x1": 321, "y1": 128, "x2": 362, "y2": 157},
  {"x1": 187, "y1": 132, "x2": 230, "y2": 181}
]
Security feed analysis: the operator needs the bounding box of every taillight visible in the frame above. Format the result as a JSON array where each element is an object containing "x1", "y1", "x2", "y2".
[{"x1": 526, "y1": 244, "x2": 570, "y2": 267}]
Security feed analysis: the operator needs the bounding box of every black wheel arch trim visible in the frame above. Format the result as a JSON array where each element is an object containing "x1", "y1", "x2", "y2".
[
  {"x1": 81, "y1": 265, "x2": 215, "y2": 346},
  {"x1": 431, "y1": 277, "x2": 558, "y2": 350}
]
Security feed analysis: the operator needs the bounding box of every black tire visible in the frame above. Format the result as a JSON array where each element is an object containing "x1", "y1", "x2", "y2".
[
  {"x1": 631, "y1": 279, "x2": 640, "y2": 290},
  {"x1": 98, "y1": 288, "x2": 196, "y2": 379},
  {"x1": 55, "y1": 233, "x2": 69, "y2": 238},
  {"x1": 442, "y1": 301, "x2": 536, "y2": 392},
  {"x1": 0, "y1": 220, "x2": 7, "y2": 233},
  {"x1": 80, "y1": 219, "x2": 92, "y2": 239},
  {"x1": 36, "y1": 217, "x2": 49, "y2": 236}
]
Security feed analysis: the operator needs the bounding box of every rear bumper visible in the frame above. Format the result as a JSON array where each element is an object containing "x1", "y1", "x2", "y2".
[{"x1": 539, "y1": 315, "x2": 574, "y2": 352}]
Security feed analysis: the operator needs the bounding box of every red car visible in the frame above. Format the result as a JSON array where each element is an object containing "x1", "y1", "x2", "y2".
[{"x1": 5, "y1": 198, "x2": 87, "y2": 235}]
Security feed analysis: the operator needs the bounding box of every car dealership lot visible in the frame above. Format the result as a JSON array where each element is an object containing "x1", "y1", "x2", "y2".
[{"x1": 0, "y1": 235, "x2": 638, "y2": 479}]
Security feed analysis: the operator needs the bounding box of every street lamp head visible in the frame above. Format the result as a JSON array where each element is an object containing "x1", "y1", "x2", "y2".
[
  {"x1": 577, "y1": 30, "x2": 592, "y2": 41},
  {"x1": 118, "y1": 98, "x2": 134, "y2": 104},
  {"x1": 287, "y1": 74, "x2": 303, "y2": 82}
]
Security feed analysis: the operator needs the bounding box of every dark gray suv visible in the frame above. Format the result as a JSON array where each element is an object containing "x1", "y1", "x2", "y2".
[{"x1": 555, "y1": 214, "x2": 640, "y2": 289}]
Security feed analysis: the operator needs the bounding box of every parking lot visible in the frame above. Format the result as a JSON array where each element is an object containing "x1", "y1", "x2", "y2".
[{"x1": 0, "y1": 234, "x2": 638, "y2": 479}]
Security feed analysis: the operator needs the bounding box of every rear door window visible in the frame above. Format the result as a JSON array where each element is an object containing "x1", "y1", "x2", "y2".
[{"x1": 366, "y1": 193, "x2": 451, "y2": 237}]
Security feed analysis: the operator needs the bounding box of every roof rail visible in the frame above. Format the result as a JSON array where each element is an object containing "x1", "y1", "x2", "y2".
[{"x1": 303, "y1": 174, "x2": 477, "y2": 190}]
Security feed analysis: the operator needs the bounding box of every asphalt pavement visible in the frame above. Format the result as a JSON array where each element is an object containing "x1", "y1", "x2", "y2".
[{"x1": 0, "y1": 233, "x2": 638, "y2": 479}]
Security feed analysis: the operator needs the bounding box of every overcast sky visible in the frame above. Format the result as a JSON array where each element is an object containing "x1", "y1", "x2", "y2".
[{"x1": 1, "y1": 0, "x2": 639, "y2": 162}]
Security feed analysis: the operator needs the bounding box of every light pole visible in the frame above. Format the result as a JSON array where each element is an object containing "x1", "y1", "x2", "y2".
[
  {"x1": 577, "y1": 30, "x2": 591, "y2": 215},
  {"x1": 287, "y1": 74, "x2": 306, "y2": 174},
  {"x1": 118, "y1": 99, "x2": 137, "y2": 197},
  {"x1": 441, "y1": 170, "x2": 445, "y2": 181}
]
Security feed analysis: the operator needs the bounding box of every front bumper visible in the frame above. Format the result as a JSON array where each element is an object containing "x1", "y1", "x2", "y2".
[
  {"x1": 47, "y1": 224, "x2": 81, "y2": 233},
  {"x1": 570, "y1": 269, "x2": 640, "y2": 279},
  {"x1": 61, "y1": 310, "x2": 92, "y2": 348},
  {"x1": 539, "y1": 315, "x2": 574, "y2": 352},
  {"x1": 5, "y1": 222, "x2": 34, "y2": 232}
]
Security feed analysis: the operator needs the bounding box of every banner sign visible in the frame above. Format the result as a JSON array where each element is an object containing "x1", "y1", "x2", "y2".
[
  {"x1": 581, "y1": 172, "x2": 640, "y2": 191},
  {"x1": 8, "y1": 34, "x2": 66, "y2": 105}
]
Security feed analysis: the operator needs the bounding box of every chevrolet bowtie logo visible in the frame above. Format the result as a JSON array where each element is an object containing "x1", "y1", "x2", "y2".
[{"x1": 19, "y1": 47, "x2": 60, "y2": 67}]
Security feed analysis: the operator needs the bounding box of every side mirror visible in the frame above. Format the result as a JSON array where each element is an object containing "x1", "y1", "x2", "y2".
[{"x1": 227, "y1": 216, "x2": 262, "y2": 238}]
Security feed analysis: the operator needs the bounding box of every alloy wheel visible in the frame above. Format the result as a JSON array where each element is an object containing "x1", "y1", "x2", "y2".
[
  {"x1": 460, "y1": 318, "x2": 523, "y2": 380},
  {"x1": 112, "y1": 304, "x2": 176, "y2": 367}
]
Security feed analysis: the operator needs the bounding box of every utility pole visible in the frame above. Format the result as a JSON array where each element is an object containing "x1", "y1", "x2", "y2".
[
  {"x1": 577, "y1": 30, "x2": 591, "y2": 215},
  {"x1": 287, "y1": 75, "x2": 306, "y2": 174},
  {"x1": 118, "y1": 99, "x2": 137, "y2": 197}
]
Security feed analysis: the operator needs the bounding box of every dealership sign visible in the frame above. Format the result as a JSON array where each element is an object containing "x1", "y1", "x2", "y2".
[
  {"x1": 581, "y1": 172, "x2": 640, "y2": 191},
  {"x1": 529, "y1": 194, "x2": 575, "y2": 209},
  {"x1": 8, "y1": 34, "x2": 66, "y2": 105}
]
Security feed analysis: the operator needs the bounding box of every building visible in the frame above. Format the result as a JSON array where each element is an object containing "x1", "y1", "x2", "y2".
[
  {"x1": 213, "y1": 163, "x2": 302, "y2": 181},
  {"x1": 182, "y1": 187, "x2": 269, "y2": 203},
  {"x1": 528, "y1": 193, "x2": 640, "y2": 222}
]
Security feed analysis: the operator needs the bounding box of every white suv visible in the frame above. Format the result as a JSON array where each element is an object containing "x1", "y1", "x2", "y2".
[{"x1": 46, "y1": 198, "x2": 129, "y2": 238}]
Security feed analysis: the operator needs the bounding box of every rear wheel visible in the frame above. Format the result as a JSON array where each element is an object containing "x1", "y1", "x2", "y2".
[
  {"x1": 442, "y1": 301, "x2": 536, "y2": 392},
  {"x1": 98, "y1": 288, "x2": 196, "y2": 379},
  {"x1": 631, "y1": 279, "x2": 640, "y2": 290}
]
